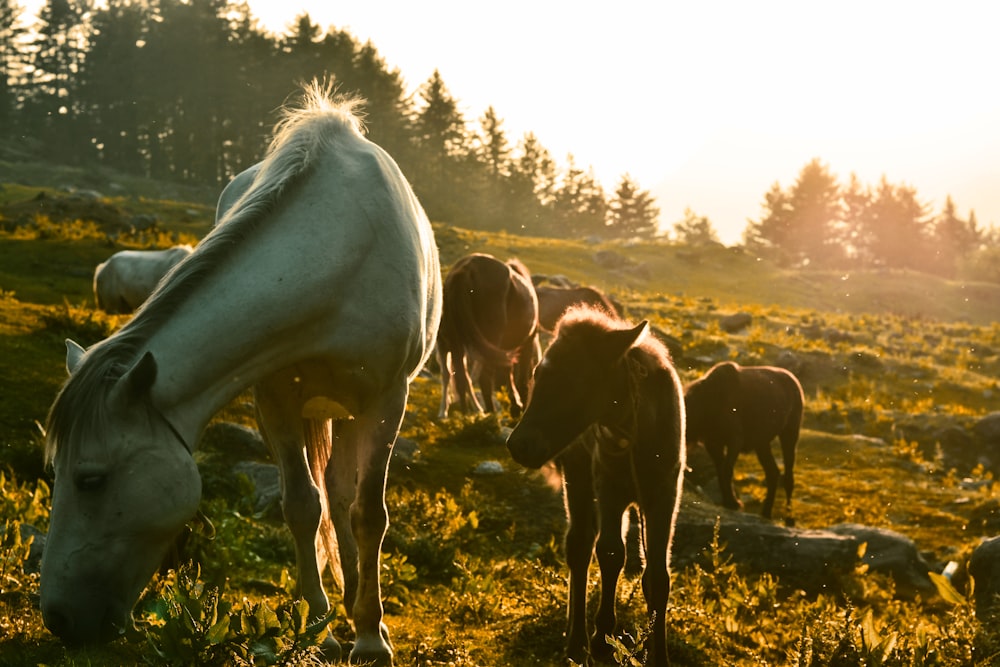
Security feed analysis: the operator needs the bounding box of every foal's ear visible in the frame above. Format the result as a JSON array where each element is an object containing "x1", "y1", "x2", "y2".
[
  {"x1": 606, "y1": 320, "x2": 649, "y2": 360},
  {"x1": 122, "y1": 351, "x2": 158, "y2": 395},
  {"x1": 65, "y1": 339, "x2": 86, "y2": 375}
]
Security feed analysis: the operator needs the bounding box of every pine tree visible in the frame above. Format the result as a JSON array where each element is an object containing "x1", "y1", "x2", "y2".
[
  {"x1": 0, "y1": 0, "x2": 17, "y2": 136},
  {"x1": 508, "y1": 132, "x2": 556, "y2": 236},
  {"x1": 862, "y1": 177, "x2": 932, "y2": 270},
  {"x1": 607, "y1": 173, "x2": 660, "y2": 239},
  {"x1": 550, "y1": 155, "x2": 607, "y2": 238},
  {"x1": 744, "y1": 159, "x2": 842, "y2": 266},
  {"x1": 930, "y1": 196, "x2": 982, "y2": 277},
  {"x1": 411, "y1": 69, "x2": 469, "y2": 223},
  {"x1": 673, "y1": 208, "x2": 720, "y2": 246}
]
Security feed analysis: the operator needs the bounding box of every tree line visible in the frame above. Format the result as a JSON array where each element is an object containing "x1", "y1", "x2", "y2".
[
  {"x1": 0, "y1": 0, "x2": 659, "y2": 239},
  {"x1": 2, "y1": 0, "x2": 997, "y2": 282},
  {"x1": 737, "y1": 158, "x2": 999, "y2": 281}
]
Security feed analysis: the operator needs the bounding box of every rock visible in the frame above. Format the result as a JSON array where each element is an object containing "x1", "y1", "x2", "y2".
[
  {"x1": 593, "y1": 249, "x2": 632, "y2": 270},
  {"x1": 18, "y1": 523, "x2": 46, "y2": 574},
  {"x1": 201, "y1": 421, "x2": 269, "y2": 458},
  {"x1": 826, "y1": 523, "x2": 936, "y2": 599},
  {"x1": 392, "y1": 436, "x2": 419, "y2": 463},
  {"x1": 232, "y1": 461, "x2": 281, "y2": 513},
  {"x1": 473, "y1": 460, "x2": 505, "y2": 475},
  {"x1": 672, "y1": 502, "x2": 859, "y2": 595},
  {"x1": 974, "y1": 413, "x2": 1000, "y2": 443},
  {"x1": 719, "y1": 312, "x2": 752, "y2": 333},
  {"x1": 970, "y1": 536, "x2": 1000, "y2": 620}
]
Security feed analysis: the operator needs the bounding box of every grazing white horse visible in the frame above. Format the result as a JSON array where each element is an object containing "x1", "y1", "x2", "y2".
[
  {"x1": 93, "y1": 245, "x2": 194, "y2": 314},
  {"x1": 40, "y1": 83, "x2": 441, "y2": 667}
]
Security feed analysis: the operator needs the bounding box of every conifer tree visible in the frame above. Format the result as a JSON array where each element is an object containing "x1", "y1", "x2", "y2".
[
  {"x1": 673, "y1": 208, "x2": 720, "y2": 245},
  {"x1": 608, "y1": 173, "x2": 659, "y2": 239}
]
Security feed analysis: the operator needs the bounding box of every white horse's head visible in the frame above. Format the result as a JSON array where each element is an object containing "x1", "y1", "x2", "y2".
[{"x1": 40, "y1": 340, "x2": 201, "y2": 645}]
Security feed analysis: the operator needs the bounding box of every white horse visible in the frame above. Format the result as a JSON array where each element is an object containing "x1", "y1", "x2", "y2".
[
  {"x1": 93, "y1": 245, "x2": 194, "y2": 314},
  {"x1": 40, "y1": 83, "x2": 441, "y2": 667}
]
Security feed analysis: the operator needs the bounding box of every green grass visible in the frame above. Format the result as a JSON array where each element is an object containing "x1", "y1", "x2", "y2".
[{"x1": 2, "y1": 185, "x2": 1000, "y2": 665}]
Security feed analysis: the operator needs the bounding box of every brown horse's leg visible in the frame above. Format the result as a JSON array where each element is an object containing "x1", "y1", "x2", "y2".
[
  {"x1": 755, "y1": 442, "x2": 781, "y2": 519},
  {"x1": 478, "y1": 361, "x2": 498, "y2": 413},
  {"x1": 453, "y1": 351, "x2": 483, "y2": 415},
  {"x1": 780, "y1": 431, "x2": 797, "y2": 513},
  {"x1": 561, "y1": 450, "x2": 597, "y2": 665},
  {"x1": 436, "y1": 348, "x2": 453, "y2": 419},
  {"x1": 708, "y1": 441, "x2": 743, "y2": 510}
]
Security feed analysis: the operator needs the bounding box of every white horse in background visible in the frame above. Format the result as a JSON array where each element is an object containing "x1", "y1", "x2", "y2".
[
  {"x1": 93, "y1": 245, "x2": 194, "y2": 314},
  {"x1": 40, "y1": 82, "x2": 442, "y2": 667}
]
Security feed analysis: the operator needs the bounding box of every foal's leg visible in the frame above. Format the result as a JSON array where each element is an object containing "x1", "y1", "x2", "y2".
[
  {"x1": 641, "y1": 495, "x2": 675, "y2": 667},
  {"x1": 560, "y1": 448, "x2": 597, "y2": 665},
  {"x1": 341, "y1": 383, "x2": 409, "y2": 667},
  {"x1": 592, "y1": 491, "x2": 630, "y2": 661},
  {"x1": 755, "y1": 440, "x2": 781, "y2": 520}
]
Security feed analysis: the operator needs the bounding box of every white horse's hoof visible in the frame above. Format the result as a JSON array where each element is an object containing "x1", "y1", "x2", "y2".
[{"x1": 320, "y1": 635, "x2": 342, "y2": 662}]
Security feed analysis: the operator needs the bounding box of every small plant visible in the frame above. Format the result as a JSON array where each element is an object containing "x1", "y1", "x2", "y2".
[{"x1": 135, "y1": 563, "x2": 332, "y2": 666}]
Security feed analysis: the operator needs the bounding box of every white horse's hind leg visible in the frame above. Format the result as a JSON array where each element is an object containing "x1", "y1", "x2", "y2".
[
  {"x1": 344, "y1": 383, "x2": 408, "y2": 667},
  {"x1": 253, "y1": 384, "x2": 331, "y2": 620},
  {"x1": 325, "y1": 423, "x2": 359, "y2": 613}
]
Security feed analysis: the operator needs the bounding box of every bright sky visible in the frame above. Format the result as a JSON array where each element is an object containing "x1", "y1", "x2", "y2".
[{"x1": 30, "y1": 0, "x2": 1000, "y2": 243}]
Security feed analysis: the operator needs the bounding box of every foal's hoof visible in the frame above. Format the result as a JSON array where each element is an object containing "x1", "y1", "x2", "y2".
[{"x1": 784, "y1": 516, "x2": 796, "y2": 528}]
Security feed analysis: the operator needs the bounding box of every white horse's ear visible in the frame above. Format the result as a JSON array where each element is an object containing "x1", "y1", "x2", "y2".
[
  {"x1": 123, "y1": 351, "x2": 158, "y2": 394},
  {"x1": 65, "y1": 339, "x2": 86, "y2": 375}
]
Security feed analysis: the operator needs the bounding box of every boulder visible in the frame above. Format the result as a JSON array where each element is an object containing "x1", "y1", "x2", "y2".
[
  {"x1": 719, "y1": 312, "x2": 752, "y2": 333},
  {"x1": 970, "y1": 536, "x2": 1000, "y2": 620},
  {"x1": 826, "y1": 523, "x2": 936, "y2": 599}
]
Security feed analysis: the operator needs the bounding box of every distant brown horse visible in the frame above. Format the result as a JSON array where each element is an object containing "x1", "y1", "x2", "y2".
[
  {"x1": 535, "y1": 284, "x2": 620, "y2": 332},
  {"x1": 437, "y1": 253, "x2": 540, "y2": 419},
  {"x1": 507, "y1": 306, "x2": 685, "y2": 667},
  {"x1": 684, "y1": 361, "x2": 803, "y2": 521}
]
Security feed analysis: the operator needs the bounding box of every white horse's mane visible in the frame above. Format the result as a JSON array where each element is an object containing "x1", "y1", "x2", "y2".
[{"x1": 45, "y1": 81, "x2": 368, "y2": 464}]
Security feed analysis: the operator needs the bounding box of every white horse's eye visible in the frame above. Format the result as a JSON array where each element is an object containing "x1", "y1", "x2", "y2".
[{"x1": 74, "y1": 470, "x2": 108, "y2": 492}]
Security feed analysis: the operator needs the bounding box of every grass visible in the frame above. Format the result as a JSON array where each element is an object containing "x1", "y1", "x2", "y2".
[{"x1": 2, "y1": 184, "x2": 1000, "y2": 664}]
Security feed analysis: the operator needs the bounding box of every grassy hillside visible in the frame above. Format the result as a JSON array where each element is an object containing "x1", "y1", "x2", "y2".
[{"x1": 2, "y1": 185, "x2": 1000, "y2": 665}]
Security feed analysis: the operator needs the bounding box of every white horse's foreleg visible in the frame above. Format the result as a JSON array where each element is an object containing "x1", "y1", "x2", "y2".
[{"x1": 346, "y1": 385, "x2": 407, "y2": 667}]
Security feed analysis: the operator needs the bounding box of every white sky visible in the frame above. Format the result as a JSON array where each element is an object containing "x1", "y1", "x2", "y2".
[{"x1": 26, "y1": 0, "x2": 1000, "y2": 243}]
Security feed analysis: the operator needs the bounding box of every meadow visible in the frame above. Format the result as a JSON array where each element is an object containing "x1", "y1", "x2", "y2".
[{"x1": 1, "y1": 182, "x2": 1000, "y2": 665}]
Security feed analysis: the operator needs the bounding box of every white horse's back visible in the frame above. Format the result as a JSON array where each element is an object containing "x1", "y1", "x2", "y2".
[{"x1": 93, "y1": 245, "x2": 193, "y2": 314}]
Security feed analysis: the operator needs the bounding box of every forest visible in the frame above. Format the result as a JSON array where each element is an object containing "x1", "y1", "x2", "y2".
[{"x1": 1, "y1": 0, "x2": 998, "y2": 280}]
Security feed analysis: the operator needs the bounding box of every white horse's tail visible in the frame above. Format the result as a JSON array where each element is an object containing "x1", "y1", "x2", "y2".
[{"x1": 304, "y1": 419, "x2": 344, "y2": 594}]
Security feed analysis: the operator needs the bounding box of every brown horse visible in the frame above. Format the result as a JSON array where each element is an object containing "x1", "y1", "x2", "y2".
[
  {"x1": 684, "y1": 361, "x2": 803, "y2": 522},
  {"x1": 507, "y1": 306, "x2": 685, "y2": 667},
  {"x1": 535, "y1": 284, "x2": 620, "y2": 332},
  {"x1": 437, "y1": 253, "x2": 540, "y2": 419}
]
